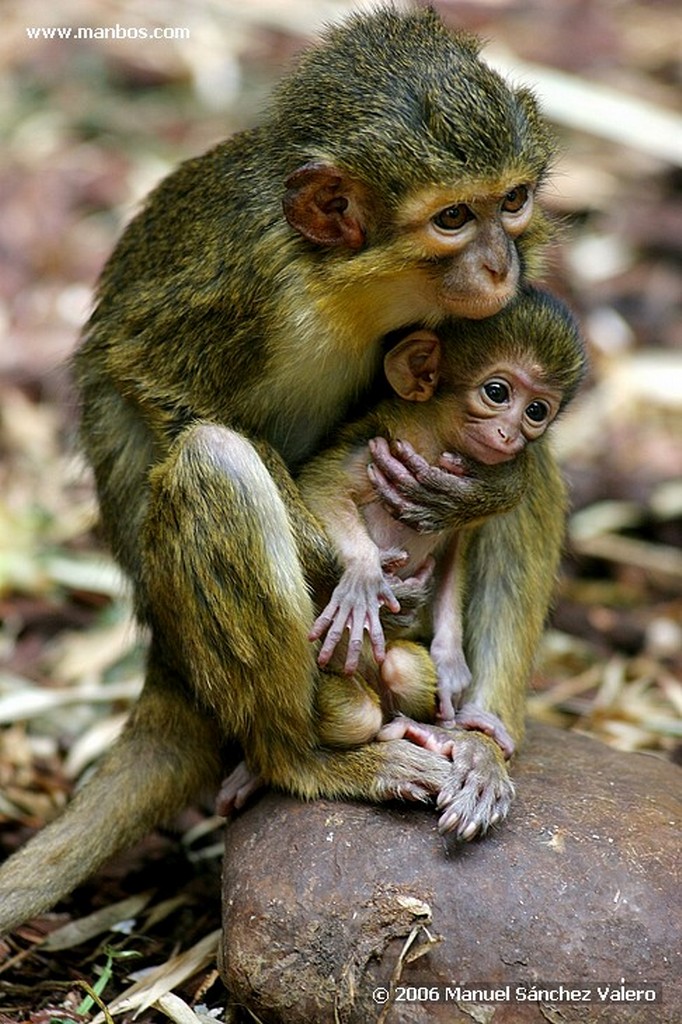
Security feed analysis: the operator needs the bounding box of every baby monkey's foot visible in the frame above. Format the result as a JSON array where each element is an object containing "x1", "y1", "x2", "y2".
[
  {"x1": 376, "y1": 715, "x2": 457, "y2": 756},
  {"x1": 216, "y1": 760, "x2": 263, "y2": 816}
]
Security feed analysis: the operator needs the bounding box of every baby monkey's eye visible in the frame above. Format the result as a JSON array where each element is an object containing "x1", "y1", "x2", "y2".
[
  {"x1": 502, "y1": 185, "x2": 529, "y2": 213},
  {"x1": 525, "y1": 400, "x2": 550, "y2": 423},
  {"x1": 432, "y1": 204, "x2": 473, "y2": 231},
  {"x1": 483, "y1": 380, "x2": 510, "y2": 404}
]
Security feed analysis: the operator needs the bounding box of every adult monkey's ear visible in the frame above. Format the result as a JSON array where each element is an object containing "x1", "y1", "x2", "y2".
[
  {"x1": 384, "y1": 331, "x2": 442, "y2": 402},
  {"x1": 283, "y1": 161, "x2": 367, "y2": 250}
]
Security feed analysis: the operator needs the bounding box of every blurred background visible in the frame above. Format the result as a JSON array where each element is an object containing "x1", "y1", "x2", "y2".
[{"x1": 0, "y1": 1, "x2": 680, "y2": 1020}]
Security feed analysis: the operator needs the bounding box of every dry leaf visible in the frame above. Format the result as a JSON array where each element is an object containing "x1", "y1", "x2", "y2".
[
  {"x1": 154, "y1": 991, "x2": 207, "y2": 1024},
  {"x1": 43, "y1": 891, "x2": 155, "y2": 951},
  {"x1": 91, "y1": 928, "x2": 221, "y2": 1021},
  {"x1": 48, "y1": 616, "x2": 139, "y2": 683},
  {"x1": 0, "y1": 679, "x2": 141, "y2": 725}
]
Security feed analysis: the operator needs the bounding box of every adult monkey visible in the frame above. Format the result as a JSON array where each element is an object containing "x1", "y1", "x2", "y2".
[{"x1": 0, "y1": 6, "x2": 560, "y2": 933}]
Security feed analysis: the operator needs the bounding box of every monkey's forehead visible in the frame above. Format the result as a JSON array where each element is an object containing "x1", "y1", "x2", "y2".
[
  {"x1": 270, "y1": 10, "x2": 554, "y2": 194},
  {"x1": 471, "y1": 358, "x2": 555, "y2": 385}
]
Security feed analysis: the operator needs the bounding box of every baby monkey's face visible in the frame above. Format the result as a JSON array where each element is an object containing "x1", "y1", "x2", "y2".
[
  {"x1": 455, "y1": 359, "x2": 562, "y2": 465},
  {"x1": 382, "y1": 331, "x2": 565, "y2": 466}
]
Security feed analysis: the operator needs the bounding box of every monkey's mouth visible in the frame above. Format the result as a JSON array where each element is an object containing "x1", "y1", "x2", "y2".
[
  {"x1": 465, "y1": 433, "x2": 522, "y2": 465},
  {"x1": 438, "y1": 290, "x2": 511, "y2": 321}
]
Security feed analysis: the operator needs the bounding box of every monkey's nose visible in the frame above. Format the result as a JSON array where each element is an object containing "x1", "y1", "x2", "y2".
[{"x1": 485, "y1": 264, "x2": 509, "y2": 284}]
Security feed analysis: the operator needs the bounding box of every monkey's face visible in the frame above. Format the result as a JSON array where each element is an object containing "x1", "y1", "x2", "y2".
[
  {"x1": 283, "y1": 162, "x2": 543, "y2": 333},
  {"x1": 397, "y1": 184, "x2": 535, "y2": 320},
  {"x1": 458, "y1": 360, "x2": 562, "y2": 464}
]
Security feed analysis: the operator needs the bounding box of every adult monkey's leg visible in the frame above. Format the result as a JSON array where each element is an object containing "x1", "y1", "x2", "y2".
[{"x1": 142, "y1": 423, "x2": 456, "y2": 802}]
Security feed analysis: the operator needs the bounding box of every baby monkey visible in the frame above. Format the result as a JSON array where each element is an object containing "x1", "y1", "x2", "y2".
[
  {"x1": 219, "y1": 287, "x2": 585, "y2": 817},
  {"x1": 301, "y1": 286, "x2": 586, "y2": 762}
]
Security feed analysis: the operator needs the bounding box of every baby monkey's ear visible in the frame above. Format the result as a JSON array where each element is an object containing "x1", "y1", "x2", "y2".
[{"x1": 384, "y1": 331, "x2": 441, "y2": 402}]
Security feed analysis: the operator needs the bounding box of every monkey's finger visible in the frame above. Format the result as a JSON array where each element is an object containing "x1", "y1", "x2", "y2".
[
  {"x1": 402, "y1": 555, "x2": 436, "y2": 587},
  {"x1": 408, "y1": 724, "x2": 456, "y2": 757},
  {"x1": 439, "y1": 798, "x2": 497, "y2": 839},
  {"x1": 376, "y1": 436, "x2": 443, "y2": 489},
  {"x1": 438, "y1": 694, "x2": 459, "y2": 722},
  {"x1": 436, "y1": 786, "x2": 486, "y2": 840},
  {"x1": 437, "y1": 803, "x2": 465, "y2": 835},
  {"x1": 344, "y1": 611, "x2": 367, "y2": 674},
  {"x1": 391, "y1": 438, "x2": 432, "y2": 475},
  {"x1": 308, "y1": 617, "x2": 331, "y2": 641},
  {"x1": 367, "y1": 462, "x2": 423, "y2": 516},
  {"x1": 317, "y1": 632, "x2": 345, "y2": 666},
  {"x1": 455, "y1": 703, "x2": 516, "y2": 760},
  {"x1": 308, "y1": 600, "x2": 342, "y2": 642},
  {"x1": 365, "y1": 608, "x2": 387, "y2": 664},
  {"x1": 233, "y1": 773, "x2": 263, "y2": 811},
  {"x1": 436, "y1": 750, "x2": 515, "y2": 838},
  {"x1": 437, "y1": 451, "x2": 467, "y2": 476},
  {"x1": 394, "y1": 439, "x2": 477, "y2": 494},
  {"x1": 316, "y1": 612, "x2": 353, "y2": 666},
  {"x1": 379, "y1": 547, "x2": 409, "y2": 573},
  {"x1": 369, "y1": 455, "x2": 461, "y2": 532},
  {"x1": 374, "y1": 722, "x2": 407, "y2": 747},
  {"x1": 369, "y1": 437, "x2": 424, "y2": 494},
  {"x1": 382, "y1": 438, "x2": 481, "y2": 505},
  {"x1": 377, "y1": 717, "x2": 455, "y2": 757},
  {"x1": 378, "y1": 583, "x2": 401, "y2": 614},
  {"x1": 387, "y1": 559, "x2": 435, "y2": 613}
]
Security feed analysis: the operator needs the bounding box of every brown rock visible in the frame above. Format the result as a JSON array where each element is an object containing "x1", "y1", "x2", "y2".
[{"x1": 220, "y1": 723, "x2": 680, "y2": 1023}]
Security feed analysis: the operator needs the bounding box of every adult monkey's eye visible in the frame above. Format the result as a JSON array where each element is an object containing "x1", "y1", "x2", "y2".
[
  {"x1": 526, "y1": 399, "x2": 550, "y2": 423},
  {"x1": 502, "y1": 185, "x2": 529, "y2": 213},
  {"x1": 433, "y1": 204, "x2": 473, "y2": 231},
  {"x1": 483, "y1": 380, "x2": 510, "y2": 404}
]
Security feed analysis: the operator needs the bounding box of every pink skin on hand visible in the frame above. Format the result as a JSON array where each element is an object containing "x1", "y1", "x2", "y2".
[
  {"x1": 367, "y1": 437, "x2": 476, "y2": 533},
  {"x1": 379, "y1": 707, "x2": 515, "y2": 761},
  {"x1": 308, "y1": 556, "x2": 435, "y2": 674},
  {"x1": 308, "y1": 566, "x2": 400, "y2": 673}
]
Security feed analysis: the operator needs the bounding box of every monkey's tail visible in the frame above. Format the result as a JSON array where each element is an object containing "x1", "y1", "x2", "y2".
[{"x1": 0, "y1": 675, "x2": 222, "y2": 936}]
